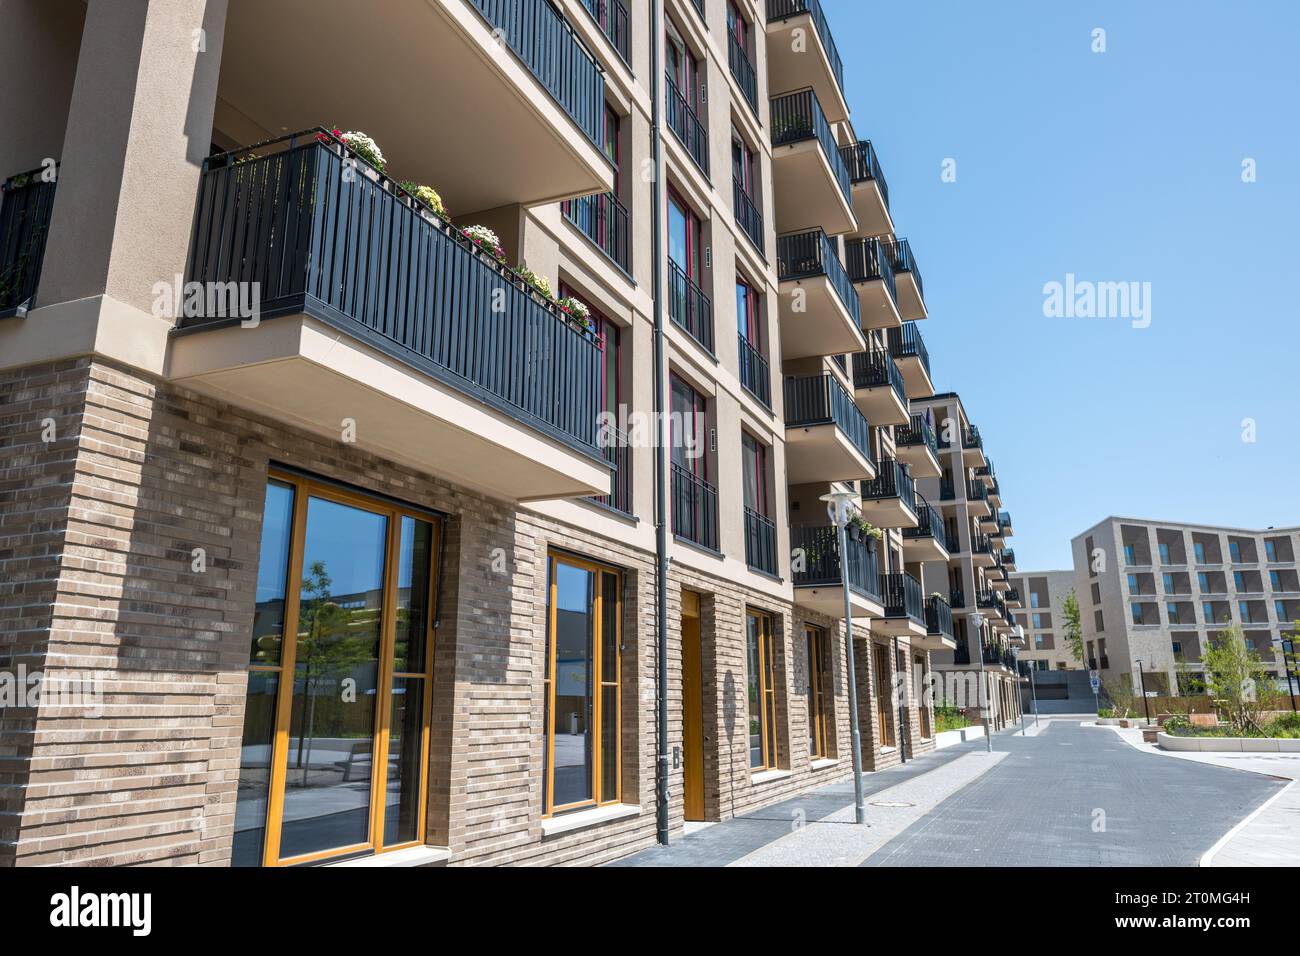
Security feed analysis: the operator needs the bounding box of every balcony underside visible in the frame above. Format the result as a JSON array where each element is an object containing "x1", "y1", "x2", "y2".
[
  {"x1": 972, "y1": 550, "x2": 995, "y2": 567},
  {"x1": 859, "y1": 497, "x2": 918, "y2": 530},
  {"x1": 764, "y1": 15, "x2": 849, "y2": 125},
  {"x1": 990, "y1": 577, "x2": 1010, "y2": 591},
  {"x1": 855, "y1": 277, "x2": 902, "y2": 330},
  {"x1": 968, "y1": 498, "x2": 992, "y2": 518},
  {"x1": 778, "y1": 276, "x2": 865, "y2": 360},
  {"x1": 785, "y1": 424, "x2": 875, "y2": 484},
  {"x1": 853, "y1": 382, "x2": 908, "y2": 427},
  {"x1": 771, "y1": 142, "x2": 855, "y2": 236},
  {"x1": 901, "y1": 535, "x2": 948, "y2": 563},
  {"x1": 167, "y1": 315, "x2": 611, "y2": 502},
  {"x1": 914, "y1": 633, "x2": 957, "y2": 653},
  {"x1": 216, "y1": 0, "x2": 613, "y2": 214},
  {"x1": 874, "y1": 616, "x2": 928, "y2": 639},
  {"x1": 850, "y1": 178, "x2": 893, "y2": 239},
  {"x1": 895, "y1": 442, "x2": 940, "y2": 478},
  {"x1": 895, "y1": 271, "x2": 926, "y2": 321},
  {"x1": 962, "y1": 445, "x2": 987, "y2": 467},
  {"x1": 794, "y1": 585, "x2": 880, "y2": 620},
  {"x1": 895, "y1": 354, "x2": 934, "y2": 399}
]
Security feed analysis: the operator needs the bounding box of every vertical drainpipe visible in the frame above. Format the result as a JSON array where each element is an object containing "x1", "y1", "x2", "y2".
[{"x1": 650, "y1": 0, "x2": 670, "y2": 846}]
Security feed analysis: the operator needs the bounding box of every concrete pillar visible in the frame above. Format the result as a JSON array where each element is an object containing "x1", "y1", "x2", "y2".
[{"x1": 37, "y1": 0, "x2": 227, "y2": 317}]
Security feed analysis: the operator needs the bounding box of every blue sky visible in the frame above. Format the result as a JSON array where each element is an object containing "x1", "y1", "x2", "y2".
[{"x1": 827, "y1": 0, "x2": 1300, "y2": 569}]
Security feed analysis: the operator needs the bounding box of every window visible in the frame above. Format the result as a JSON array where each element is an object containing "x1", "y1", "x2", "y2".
[
  {"x1": 873, "y1": 644, "x2": 894, "y2": 748},
  {"x1": 736, "y1": 276, "x2": 762, "y2": 348},
  {"x1": 665, "y1": 22, "x2": 702, "y2": 115},
  {"x1": 1032, "y1": 613, "x2": 1044, "y2": 629},
  {"x1": 234, "y1": 473, "x2": 439, "y2": 867},
  {"x1": 806, "y1": 626, "x2": 830, "y2": 759},
  {"x1": 667, "y1": 191, "x2": 703, "y2": 284},
  {"x1": 1194, "y1": 542, "x2": 1207, "y2": 563},
  {"x1": 1238, "y1": 601, "x2": 1250, "y2": 623},
  {"x1": 1172, "y1": 641, "x2": 1183, "y2": 655},
  {"x1": 1230, "y1": 541, "x2": 1242, "y2": 562},
  {"x1": 1198, "y1": 572, "x2": 1210, "y2": 591},
  {"x1": 1030, "y1": 592, "x2": 1041, "y2": 608},
  {"x1": 1266, "y1": 540, "x2": 1279, "y2": 562},
  {"x1": 1234, "y1": 571, "x2": 1245, "y2": 590},
  {"x1": 741, "y1": 431, "x2": 768, "y2": 516},
  {"x1": 732, "y1": 133, "x2": 758, "y2": 205},
  {"x1": 1094, "y1": 610, "x2": 1104, "y2": 631},
  {"x1": 1245, "y1": 637, "x2": 1256, "y2": 652},
  {"x1": 1271, "y1": 570, "x2": 1281, "y2": 589},
  {"x1": 915, "y1": 654, "x2": 932, "y2": 738},
  {"x1": 670, "y1": 374, "x2": 708, "y2": 478},
  {"x1": 1123, "y1": 545, "x2": 1136, "y2": 564},
  {"x1": 1202, "y1": 602, "x2": 1214, "y2": 622},
  {"x1": 544, "y1": 554, "x2": 622, "y2": 815},
  {"x1": 1276, "y1": 600, "x2": 1286, "y2": 619},
  {"x1": 1166, "y1": 603, "x2": 1179, "y2": 624},
  {"x1": 1159, "y1": 542, "x2": 1171, "y2": 564},
  {"x1": 1091, "y1": 582, "x2": 1101, "y2": 604},
  {"x1": 747, "y1": 610, "x2": 778, "y2": 770},
  {"x1": 1034, "y1": 635, "x2": 1045, "y2": 649},
  {"x1": 1163, "y1": 573, "x2": 1174, "y2": 592},
  {"x1": 1127, "y1": 573, "x2": 1139, "y2": 594}
]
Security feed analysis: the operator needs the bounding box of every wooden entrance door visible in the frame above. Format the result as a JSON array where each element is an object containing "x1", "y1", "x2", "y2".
[{"x1": 681, "y1": 591, "x2": 705, "y2": 821}]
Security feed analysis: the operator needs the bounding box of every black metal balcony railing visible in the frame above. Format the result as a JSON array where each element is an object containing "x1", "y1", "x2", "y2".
[
  {"x1": 954, "y1": 640, "x2": 971, "y2": 665},
  {"x1": 963, "y1": 425, "x2": 983, "y2": 451},
  {"x1": 728, "y1": 31, "x2": 759, "y2": 113},
  {"x1": 850, "y1": 349, "x2": 906, "y2": 404},
  {"x1": 561, "y1": 191, "x2": 630, "y2": 273},
  {"x1": 668, "y1": 258, "x2": 714, "y2": 353},
  {"x1": 1004, "y1": 586, "x2": 1022, "y2": 605},
  {"x1": 946, "y1": 529, "x2": 961, "y2": 554},
  {"x1": 971, "y1": 533, "x2": 992, "y2": 556},
  {"x1": 579, "y1": 0, "x2": 630, "y2": 64},
  {"x1": 976, "y1": 590, "x2": 1006, "y2": 619},
  {"x1": 939, "y1": 478, "x2": 956, "y2": 501},
  {"x1": 839, "y1": 140, "x2": 890, "y2": 210},
  {"x1": 181, "y1": 132, "x2": 602, "y2": 455},
  {"x1": 766, "y1": 0, "x2": 845, "y2": 97},
  {"x1": 733, "y1": 177, "x2": 764, "y2": 253},
  {"x1": 590, "y1": 430, "x2": 632, "y2": 514},
  {"x1": 896, "y1": 414, "x2": 938, "y2": 459},
  {"x1": 666, "y1": 74, "x2": 710, "y2": 176},
  {"x1": 775, "y1": 229, "x2": 860, "y2": 325},
  {"x1": 966, "y1": 479, "x2": 988, "y2": 505},
  {"x1": 926, "y1": 595, "x2": 954, "y2": 639},
  {"x1": 887, "y1": 322, "x2": 930, "y2": 379},
  {"x1": 861, "y1": 458, "x2": 916, "y2": 514},
  {"x1": 769, "y1": 89, "x2": 851, "y2": 206},
  {"x1": 844, "y1": 236, "x2": 898, "y2": 305},
  {"x1": 0, "y1": 168, "x2": 57, "y2": 317},
  {"x1": 784, "y1": 373, "x2": 872, "y2": 462},
  {"x1": 738, "y1": 333, "x2": 771, "y2": 408},
  {"x1": 983, "y1": 644, "x2": 1014, "y2": 668},
  {"x1": 880, "y1": 236, "x2": 923, "y2": 301},
  {"x1": 745, "y1": 507, "x2": 778, "y2": 576},
  {"x1": 790, "y1": 524, "x2": 880, "y2": 600},
  {"x1": 881, "y1": 572, "x2": 924, "y2": 624},
  {"x1": 950, "y1": 588, "x2": 966, "y2": 610},
  {"x1": 903, "y1": 495, "x2": 945, "y2": 545},
  {"x1": 470, "y1": 0, "x2": 606, "y2": 151},
  {"x1": 672, "y1": 462, "x2": 719, "y2": 551},
  {"x1": 1002, "y1": 547, "x2": 1017, "y2": 566}
]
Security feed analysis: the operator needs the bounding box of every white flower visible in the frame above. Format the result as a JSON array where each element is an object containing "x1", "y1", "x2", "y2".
[
  {"x1": 463, "y1": 224, "x2": 502, "y2": 250},
  {"x1": 341, "y1": 131, "x2": 385, "y2": 169}
]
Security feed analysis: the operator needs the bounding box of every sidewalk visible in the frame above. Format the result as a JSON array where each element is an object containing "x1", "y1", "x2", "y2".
[{"x1": 1104, "y1": 723, "x2": 1300, "y2": 867}]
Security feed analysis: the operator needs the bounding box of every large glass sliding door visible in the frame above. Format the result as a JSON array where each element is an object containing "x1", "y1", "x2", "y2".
[{"x1": 234, "y1": 472, "x2": 439, "y2": 866}]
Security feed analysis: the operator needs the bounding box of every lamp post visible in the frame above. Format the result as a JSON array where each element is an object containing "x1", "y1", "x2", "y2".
[
  {"x1": 821, "y1": 490, "x2": 867, "y2": 825},
  {"x1": 1135, "y1": 657, "x2": 1153, "y2": 726},
  {"x1": 969, "y1": 611, "x2": 992, "y2": 753},
  {"x1": 1013, "y1": 625, "x2": 1027, "y2": 735}
]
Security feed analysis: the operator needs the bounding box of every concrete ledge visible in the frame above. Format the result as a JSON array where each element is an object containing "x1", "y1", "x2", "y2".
[
  {"x1": 540, "y1": 803, "x2": 641, "y2": 838},
  {"x1": 809, "y1": 758, "x2": 840, "y2": 771},
  {"x1": 750, "y1": 769, "x2": 794, "y2": 786},
  {"x1": 933, "y1": 725, "x2": 986, "y2": 750},
  {"x1": 1157, "y1": 731, "x2": 1300, "y2": 753},
  {"x1": 328, "y1": 845, "x2": 450, "y2": 867}
]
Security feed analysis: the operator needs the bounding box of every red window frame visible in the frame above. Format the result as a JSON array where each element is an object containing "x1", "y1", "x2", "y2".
[
  {"x1": 670, "y1": 373, "x2": 709, "y2": 480},
  {"x1": 668, "y1": 188, "x2": 703, "y2": 281},
  {"x1": 741, "y1": 431, "x2": 769, "y2": 516},
  {"x1": 736, "y1": 275, "x2": 761, "y2": 351}
]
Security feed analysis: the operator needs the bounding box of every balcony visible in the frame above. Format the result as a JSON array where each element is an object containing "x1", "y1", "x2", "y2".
[
  {"x1": 169, "y1": 133, "x2": 610, "y2": 502},
  {"x1": 728, "y1": 30, "x2": 759, "y2": 115},
  {"x1": 859, "y1": 458, "x2": 918, "y2": 530},
  {"x1": 776, "y1": 229, "x2": 864, "y2": 360},
  {"x1": 987, "y1": 477, "x2": 1003, "y2": 509},
  {"x1": 999, "y1": 510, "x2": 1015, "y2": 537},
  {"x1": 970, "y1": 533, "x2": 995, "y2": 567},
  {"x1": 894, "y1": 415, "x2": 941, "y2": 478},
  {"x1": 840, "y1": 140, "x2": 893, "y2": 239},
  {"x1": 962, "y1": 425, "x2": 987, "y2": 467},
  {"x1": 765, "y1": 0, "x2": 849, "y2": 125},
  {"x1": 902, "y1": 495, "x2": 949, "y2": 563},
  {"x1": 1002, "y1": 547, "x2": 1017, "y2": 571},
  {"x1": 666, "y1": 73, "x2": 710, "y2": 177},
  {"x1": 976, "y1": 590, "x2": 1008, "y2": 624},
  {"x1": 920, "y1": 595, "x2": 957, "y2": 652},
  {"x1": 668, "y1": 258, "x2": 714, "y2": 353},
  {"x1": 561, "y1": 191, "x2": 630, "y2": 274},
  {"x1": 0, "y1": 168, "x2": 56, "y2": 318},
  {"x1": 844, "y1": 237, "x2": 902, "y2": 330},
  {"x1": 738, "y1": 333, "x2": 771, "y2": 408},
  {"x1": 745, "y1": 507, "x2": 778, "y2": 576},
  {"x1": 877, "y1": 572, "x2": 927, "y2": 637},
  {"x1": 983, "y1": 643, "x2": 1016, "y2": 670},
  {"x1": 886, "y1": 322, "x2": 934, "y2": 398},
  {"x1": 216, "y1": 0, "x2": 613, "y2": 212},
  {"x1": 850, "y1": 349, "x2": 908, "y2": 426},
  {"x1": 769, "y1": 89, "x2": 854, "y2": 236},
  {"x1": 1004, "y1": 586, "x2": 1023, "y2": 608},
  {"x1": 672, "y1": 463, "x2": 719, "y2": 552},
  {"x1": 791, "y1": 524, "x2": 883, "y2": 618},
  {"x1": 880, "y1": 237, "x2": 925, "y2": 320},
  {"x1": 784, "y1": 374, "x2": 875, "y2": 483},
  {"x1": 949, "y1": 588, "x2": 966, "y2": 610},
  {"x1": 734, "y1": 177, "x2": 765, "y2": 254},
  {"x1": 965, "y1": 479, "x2": 992, "y2": 518},
  {"x1": 580, "y1": 0, "x2": 630, "y2": 65}
]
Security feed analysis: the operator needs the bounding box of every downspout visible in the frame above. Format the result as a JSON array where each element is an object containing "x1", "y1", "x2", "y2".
[{"x1": 650, "y1": 0, "x2": 670, "y2": 846}]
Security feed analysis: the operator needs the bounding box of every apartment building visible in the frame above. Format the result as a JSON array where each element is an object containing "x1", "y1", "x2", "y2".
[
  {"x1": 911, "y1": 394, "x2": 1024, "y2": 730},
  {"x1": 1009, "y1": 570, "x2": 1080, "y2": 671},
  {"x1": 0, "y1": 0, "x2": 1002, "y2": 867},
  {"x1": 1072, "y1": 517, "x2": 1300, "y2": 695}
]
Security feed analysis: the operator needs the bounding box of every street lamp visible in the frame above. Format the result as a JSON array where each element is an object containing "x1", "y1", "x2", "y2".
[
  {"x1": 968, "y1": 611, "x2": 992, "y2": 753},
  {"x1": 1135, "y1": 657, "x2": 1153, "y2": 726},
  {"x1": 820, "y1": 490, "x2": 867, "y2": 825},
  {"x1": 1013, "y1": 624, "x2": 1028, "y2": 735}
]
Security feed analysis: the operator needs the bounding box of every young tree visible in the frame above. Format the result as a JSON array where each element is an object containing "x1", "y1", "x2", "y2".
[
  {"x1": 1202, "y1": 624, "x2": 1273, "y2": 734},
  {"x1": 1062, "y1": 589, "x2": 1084, "y2": 663}
]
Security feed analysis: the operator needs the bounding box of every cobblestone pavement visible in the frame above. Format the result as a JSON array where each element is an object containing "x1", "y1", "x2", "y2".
[{"x1": 863, "y1": 720, "x2": 1285, "y2": 867}]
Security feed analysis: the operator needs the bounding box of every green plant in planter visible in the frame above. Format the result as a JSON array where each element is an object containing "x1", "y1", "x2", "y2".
[
  {"x1": 332, "y1": 129, "x2": 386, "y2": 171},
  {"x1": 515, "y1": 264, "x2": 554, "y2": 300},
  {"x1": 557, "y1": 296, "x2": 594, "y2": 332},
  {"x1": 397, "y1": 180, "x2": 447, "y2": 219},
  {"x1": 846, "y1": 515, "x2": 883, "y2": 542},
  {"x1": 461, "y1": 225, "x2": 505, "y2": 262}
]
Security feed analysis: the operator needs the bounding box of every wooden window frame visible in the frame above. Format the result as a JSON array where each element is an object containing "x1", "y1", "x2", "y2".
[
  {"x1": 873, "y1": 643, "x2": 894, "y2": 749},
  {"x1": 747, "y1": 609, "x2": 779, "y2": 771},
  {"x1": 806, "y1": 626, "x2": 830, "y2": 760}
]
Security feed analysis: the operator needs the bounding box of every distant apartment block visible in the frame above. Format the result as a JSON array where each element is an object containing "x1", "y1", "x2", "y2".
[
  {"x1": 1072, "y1": 517, "x2": 1300, "y2": 695},
  {"x1": 1009, "y1": 570, "x2": 1080, "y2": 671}
]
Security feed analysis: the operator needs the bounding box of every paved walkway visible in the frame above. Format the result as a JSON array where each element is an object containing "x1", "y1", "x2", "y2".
[{"x1": 1107, "y1": 724, "x2": 1300, "y2": 867}]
